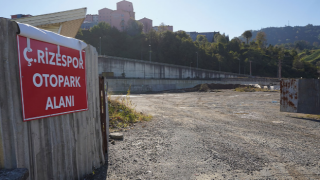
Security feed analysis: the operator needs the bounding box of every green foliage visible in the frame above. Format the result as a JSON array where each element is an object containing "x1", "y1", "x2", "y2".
[
  {"x1": 301, "y1": 49, "x2": 320, "y2": 63},
  {"x1": 242, "y1": 30, "x2": 252, "y2": 44},
  {"x1": 196, "y1": 35, "x2": 207, "y2": 43},
  {"x1": 108, "y1": 87, "x2": 152, "y2": 129},
  {"x1": 76, "y1": 22, "x2": 319, "y2": 78},
  {"x1": 255, "y1": 32, "x2": 267, "y2": 48},
  {"x1": 243, "y1": 25, "x2": 320, "y2": 47},
  {"x1": 216, "y1": 34, "x2": 228, "y2": 44},
  {"x1": 125, "y1": 18, "x2": 143, "y2": 36}
]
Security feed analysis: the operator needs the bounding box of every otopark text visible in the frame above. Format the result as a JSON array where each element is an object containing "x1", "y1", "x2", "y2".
[{"x1": 17, "y1": 35, "x2": 88, "y2": 121}]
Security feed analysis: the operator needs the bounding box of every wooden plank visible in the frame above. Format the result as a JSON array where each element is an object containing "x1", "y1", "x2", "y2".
[
  {"x1": 7, "y1": 20, "x2": 30, "y2": 170},
  {"x1": 0, "y1": 17, "x2": 17, "y2": 169}
]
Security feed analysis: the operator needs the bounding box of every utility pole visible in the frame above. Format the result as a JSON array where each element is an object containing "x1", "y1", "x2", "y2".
[
  {"x1": 190, "y1": 62, "x2": 193, "y2": 78},
  {"x1": 237, "y1": 58, "x2": 240, "y2": 74},
  {"x1": 99, "y1": 37, "x2": 101, "y2": 55},
  {"x1": 196, "y1": 52, "x2": 198, "y2": 68},
  {"x1": 149, "y1": 45, "x2": 151, "y2": 62},
  {"x1": 278, "y1": 59, "x2": 282, "y2": 78},
  {"x1": 249, "y1": 61, "x2": 252, "y2": 76},
  {"x1": 141, "y1": 38, "x2": 143, "y2": 60}
]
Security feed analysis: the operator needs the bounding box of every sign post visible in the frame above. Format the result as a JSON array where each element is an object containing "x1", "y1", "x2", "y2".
[{"x1": 17, "y1": 35, "x2": 88, "y2": 121}]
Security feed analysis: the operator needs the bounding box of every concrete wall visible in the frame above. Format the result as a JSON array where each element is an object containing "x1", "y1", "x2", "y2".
[
  {"x1": 0, "y1": 18, "x2": 105, "y2": 179},
  {"x1": 99, "y1": 56, "x2": 249, "y2": 79},
  {"x1": 106, "y1": 78, "x2": 279, "y2": 93}
]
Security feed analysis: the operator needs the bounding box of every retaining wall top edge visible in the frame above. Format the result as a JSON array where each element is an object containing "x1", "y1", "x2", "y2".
[{"x1": 98, "y1": 55, "x2": 250, "y2": 77}]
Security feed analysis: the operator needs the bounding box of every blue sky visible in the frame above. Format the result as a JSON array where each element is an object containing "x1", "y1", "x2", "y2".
[{"x1": 1, "y1": 0, "x2": 319, "y2": 38}]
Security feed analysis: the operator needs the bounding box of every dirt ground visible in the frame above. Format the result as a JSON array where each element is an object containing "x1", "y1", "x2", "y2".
[{"x1": 97, "y1": 90, "x2": 320, "y2": 180}]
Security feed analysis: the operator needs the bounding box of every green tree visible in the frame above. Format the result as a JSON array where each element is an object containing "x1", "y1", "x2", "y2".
[
  {"x1": 242, "y1": 30, "x2": 252, "y2": 44},
  {"x1": 157, "y1": 22, "x2": 170, "y2": 36},
  {"x1": 229, "y1": 38, "x2": 241, "y2": 52},
  {"x1": 126, "y1": 18, "x2": 143, "y2": 36},
  {"x1": 196, "y1": 35, "x2": 207, "y2": 42},
  {"x1": 213, "y1": 32, "x2": 221, "y2": 42},
  {"x1": 255, "y1": 32, "x2": 267, "y2": 48},
  {"x1": 215, "y1": 34, "x2": 228, "y2": 44},
  {"x1": 293, "y1": 56, "x2": 304, "y2": 70},
  {"x1": 196, "y1": 35, "x2": 208, "y2": 48},
  {"x1": 74, "y1": 24, "x2": 319, "y2": 78}
]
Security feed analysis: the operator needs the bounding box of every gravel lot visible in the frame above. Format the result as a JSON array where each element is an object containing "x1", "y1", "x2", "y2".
[{"x1": 104, "y1": 90, "x2": 320, "y2": 180}]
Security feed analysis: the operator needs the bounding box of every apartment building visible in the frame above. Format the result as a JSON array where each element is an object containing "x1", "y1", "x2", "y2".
[
  {"x1": 186, "y1": 31, "x2": 220, "y2": 42},
  {"x1": 84, "y1": 0, "x2": 136, "y2": 31},
  {"x1": 153, "y1": 25, "x2": 173, "y2": 32},
  {"x1": 138, "y1": 17, "x2": 152, "y2": 33},
  {"x1": 85, "y1": 14, "x2": 99, "y2": 23}
]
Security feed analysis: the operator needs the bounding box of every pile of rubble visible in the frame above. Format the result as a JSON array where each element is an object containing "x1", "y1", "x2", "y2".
[{"x1": 184, "y1": 83, "x2": 249, "y2": 92}]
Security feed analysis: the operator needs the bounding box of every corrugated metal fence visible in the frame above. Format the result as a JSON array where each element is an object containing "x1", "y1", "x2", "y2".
[
  {"x1": 0, "y1": 18, "x2": 105, "y2": 179},
  {"x1": 281, "y1": 79, "x2": 320, "y2": 114}
]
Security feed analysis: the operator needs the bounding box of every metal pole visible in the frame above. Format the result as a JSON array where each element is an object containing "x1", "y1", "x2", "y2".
[
  {"x1": 249, "y1": 61, "x2": 252, "y2": 76},
  {"x1": 238, "y1": 58, "x2": 240, "y2": 74},
  {"x1": 190, "y1": 62, "x2": 192, "y2": 77},
  {"x1": 99, "y1": 37, "x2": 101, "y2": 55},
  {"x1": 149, "y1": 45, "x2": 151, "y2": 62},
  {"x1": 279, "y1": 59, "x2": 282, "y2": 78},
  {"x1": 196, "y1": 52, "x2": 198, "y2": 68}
]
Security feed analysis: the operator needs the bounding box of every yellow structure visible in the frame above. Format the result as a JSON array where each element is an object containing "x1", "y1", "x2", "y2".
[{"x1": 13, "y1": 8, "x2": 87, "y2": 38}]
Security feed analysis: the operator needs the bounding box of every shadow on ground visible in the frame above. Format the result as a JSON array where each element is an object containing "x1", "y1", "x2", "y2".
[
  {"x1": 290, "y1": 116, "x2": 320, "y2": 123},
  {"x1": 84, "y1": 153, "x2": 108, "y2": 180}
]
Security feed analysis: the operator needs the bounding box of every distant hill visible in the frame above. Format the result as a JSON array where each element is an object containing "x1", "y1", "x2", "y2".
[{"x1": 240, "y1": 24, "x2": 320, "y2": 46}]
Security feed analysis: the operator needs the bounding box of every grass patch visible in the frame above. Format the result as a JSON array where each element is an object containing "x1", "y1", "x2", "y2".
[
  {"x1": 301, "y1": 49, "x2": 320, "y2": 63},
  {"x1": 234, "y1": 86, "x2": 273, "y2": 92},
  {"x1": 108, "y1": 86, "x2": 152, "y2": 129},
  {"x1": 288, "y1": 114, "x2": 320, "y2": 120}
]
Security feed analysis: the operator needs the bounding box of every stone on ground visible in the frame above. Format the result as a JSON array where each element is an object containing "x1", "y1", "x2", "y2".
[{"x1": 110, "y1": 132, "x2": 124, "y2": 140}]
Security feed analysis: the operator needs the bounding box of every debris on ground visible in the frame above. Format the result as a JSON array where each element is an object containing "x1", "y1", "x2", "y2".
[
  {"x1": 235, "y1": 86, "x2": 278, "y2": 92},
  {"x1": 110, "y1": 140, "x2": 115, "y2": 145},
  {"x1": 183, "y1": 83, "x2": 250, "y2": 92}
]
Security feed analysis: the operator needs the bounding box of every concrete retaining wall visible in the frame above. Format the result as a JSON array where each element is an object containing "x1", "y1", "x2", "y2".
[
  {"x1": 99, "y1": 56, "x2": 250, "y2": 79},
  {"x1": 105, "y1": 78, "x2": 278, "y2": 93}
]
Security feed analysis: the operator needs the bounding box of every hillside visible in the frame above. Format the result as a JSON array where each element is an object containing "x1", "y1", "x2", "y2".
[
  {"x1": 241, "y1": 24, "x2": 320, "y2": 46},
  {"x1": 301, "y1": 49, "x2": 320, "y2": 63}
]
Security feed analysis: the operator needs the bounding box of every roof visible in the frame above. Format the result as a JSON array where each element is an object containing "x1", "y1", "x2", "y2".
[
  {"x1": 117, "y1": 0, "x2": 133, "y2": 4},
  {"x1": 138, "y1": 17, "x2": 152, "y2": 21},
  {"x1": 13, "y1": 8, "x2": 87, "y2": 38}
]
